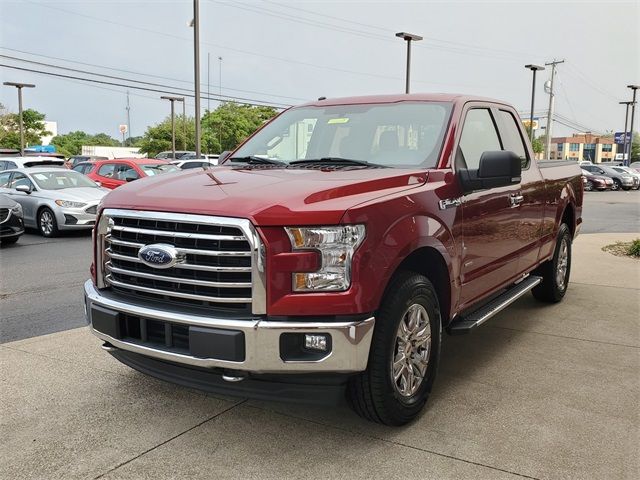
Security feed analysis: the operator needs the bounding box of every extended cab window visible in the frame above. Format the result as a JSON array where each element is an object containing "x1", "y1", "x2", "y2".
[
  {"x1": 458, "y1": 109, "x2": 502, "y2": 170},
  {"x1": 497, "y1": 110, "x2": 529, "y2": 168}
]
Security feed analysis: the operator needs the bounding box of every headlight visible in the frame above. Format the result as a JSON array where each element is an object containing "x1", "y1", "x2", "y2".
[
  {"x1": 285, "y1": 225, "x2": 366, "y2": 291},
  {"x1": 54, "y1": 200, "x2": 87, "y2": 208},
  {"x1": 10, "y1": 203, "x2": 22, "y2": 216}
]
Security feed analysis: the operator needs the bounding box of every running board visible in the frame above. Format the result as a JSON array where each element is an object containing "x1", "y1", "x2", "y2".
[{"x1": 447, "y1": 275, "x2": 542, "y2": 335}]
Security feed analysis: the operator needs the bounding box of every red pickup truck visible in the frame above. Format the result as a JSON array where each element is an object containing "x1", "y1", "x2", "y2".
[{"x1": 84, "y1": 94, "x2": 583, "y2": 425}]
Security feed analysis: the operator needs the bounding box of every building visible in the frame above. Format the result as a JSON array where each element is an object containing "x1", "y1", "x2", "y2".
[
  {"x1": 41, "y1": 121, "x2": 58, "y2": 146},
  {"x1": 549, "y1": 133, "x2": 617, "y2": 163}
]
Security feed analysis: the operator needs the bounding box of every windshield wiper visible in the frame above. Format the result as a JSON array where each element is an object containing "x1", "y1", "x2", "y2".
[
  {"x1": 289, "y1": 157, "x2": 384, "y2": 167},
  {"x1": 228, "y1": 155, "x2": 285, "y2": 165}
]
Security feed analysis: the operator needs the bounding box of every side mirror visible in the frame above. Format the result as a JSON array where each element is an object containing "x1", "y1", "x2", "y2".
[
  {"x1": 459, "y1": 151, "x2": 522, "y2": 193},
  {"x1": 15, "y1": 184, "x2": 32, "y2": 194},
  {"x1": 95, "y1": 181, "x2": 102, "y2": 187},
  {"x1": 219, "y1": 150, "x2": 232, "y2": 163},
  {"x1": 124, "y1": 174, "x2": 137, "y2": 182}
]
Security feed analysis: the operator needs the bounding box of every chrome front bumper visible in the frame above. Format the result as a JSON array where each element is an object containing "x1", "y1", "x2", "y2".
[{"x1": 84, "y1": 280, "x2": 375, "y2": 374}]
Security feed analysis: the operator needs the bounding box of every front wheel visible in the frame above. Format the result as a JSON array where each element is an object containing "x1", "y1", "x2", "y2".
[
  {"x1": 611, "y1": 179, "x2": 621, "y2": 191},
  {"x1": 584, "y1": 180, "x2": 593, "y2": 191},
  {"x1": 38, "y1": 208, "x2": 59, "y2": 237},
  {"x1": 532, "y1": 223, "x2": 572, "y2": 303},
  {"x1": 347, "y1": 272, "x2": 441, "y2": 425}
]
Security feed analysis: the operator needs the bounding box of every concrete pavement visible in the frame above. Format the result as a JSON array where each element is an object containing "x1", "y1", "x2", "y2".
[{"x1": 1, "y1": 232, "x2": 638, "y2": 479}]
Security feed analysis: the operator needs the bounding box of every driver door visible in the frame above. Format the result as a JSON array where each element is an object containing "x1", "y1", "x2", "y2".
[
  {"x1": 457, "y1": 106, "x2": 522, "y2": 309},
  {"x1": 7, "y1": 172, "x2": 38, "y2": 225}
]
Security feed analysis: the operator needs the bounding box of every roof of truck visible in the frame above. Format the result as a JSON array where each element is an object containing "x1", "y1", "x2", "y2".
[{"x1": 300, "y1": 93, "x2": 509, "y2": 108}]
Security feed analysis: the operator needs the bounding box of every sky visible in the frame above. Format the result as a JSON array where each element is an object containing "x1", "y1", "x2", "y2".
[{"x1": 0, "y1": 0, "x2": 638, "y2": 141}]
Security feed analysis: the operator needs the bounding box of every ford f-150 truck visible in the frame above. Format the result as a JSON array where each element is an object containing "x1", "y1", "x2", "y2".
[{"x1": 84, "y1": 94, "x2": 583, "y2": 425}]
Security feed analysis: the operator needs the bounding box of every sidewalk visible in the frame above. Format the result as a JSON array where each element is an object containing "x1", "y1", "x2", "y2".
[{"x1": 1, "y1": 233, "x2": 638, "y2": 479}]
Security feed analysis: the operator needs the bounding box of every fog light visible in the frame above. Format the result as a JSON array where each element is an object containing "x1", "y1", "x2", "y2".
[{"x1": 305, "y1": 334, "x2": 328, "y2": 351}]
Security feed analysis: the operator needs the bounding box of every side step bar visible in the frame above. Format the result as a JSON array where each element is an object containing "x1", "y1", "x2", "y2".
[{"x1": 447, "y1": 275, "x2": 542, "y2": 335}]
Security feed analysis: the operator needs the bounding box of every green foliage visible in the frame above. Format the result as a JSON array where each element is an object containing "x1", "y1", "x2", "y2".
[
  {"x1": 629, "y1": 239, "x2": 640, "y2": 257},
  {"x1": 0, "y1": 104, "x2": 50, "y2": 149},
  {"x1": 50, "y1": 131, "x2": 120, "y2": 157},
  {"x1": 631, "y1": 132, "x2": 640, "y2": 162},
  {"x1": 523, "y1": 125, "x2": 545, "y2": 154},
  {"x1": 137, "y1": 102, "x2": 278, "y2": 158},
  {"x1": 201, "y1": 103, "x2": 278, "y2": 154}
]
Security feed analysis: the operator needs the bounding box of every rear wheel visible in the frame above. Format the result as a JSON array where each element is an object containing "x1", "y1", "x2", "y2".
[
  {"x1": 584, "y1": 180, "x2": 593, "y2": 191},
  {"x1": 38, "y1": 208, "x2": 59, "y2": 237},
  {"x1": 532, "y1": 223, "x2": 571, "y2": 303},
  {"x1": 347, "y1": 272, "x2": 441, "y2": 425}
]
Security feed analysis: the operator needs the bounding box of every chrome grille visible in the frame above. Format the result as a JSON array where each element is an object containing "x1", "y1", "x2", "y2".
[
  {"x1": 97, "y1": 209, "x2": 266, "y2": 314},
  {"x1": 0, "y1": 208, "x2": 9, "y2": 223}
]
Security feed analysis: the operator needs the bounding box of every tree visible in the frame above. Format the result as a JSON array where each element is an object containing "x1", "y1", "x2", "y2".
[
  {"x1": 137, "y1": 102, "x2": 278, "y2": 158},
  {"x1": 51, "y1": 131, "x2": 120, "y2": 157},
  {"x1": 0, "y1": 104, "x2": 50, "y2": 149},
  {"x1": 631, "y1": 132, "x2": 640, "y2": 162},
  {"x1": 201, "y1": 103, "x2": 278, "y2": 154},
  {"x1": 524, "y1": 125, "x2": 544, "y2": 154}
]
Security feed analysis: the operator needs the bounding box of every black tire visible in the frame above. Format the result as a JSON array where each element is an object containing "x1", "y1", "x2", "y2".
[
  {"x1": 38, "y1": 207, "x2": 59, "y2": 237},
  {"x1": 532, "y1": 223, "x2": 572, "y2": 303},
  {"x1": 0, "y1": 236, "x2": 19, "y2": 246},
  {"x1": 584, "y1": 180, "x2": 593, "y2": 191},
  {"x1": 611, "y1": 179, "x2": 621, "y2": 191},
  {"x1": 347, "y1": 272, "x2": 442, "y2": 425}
]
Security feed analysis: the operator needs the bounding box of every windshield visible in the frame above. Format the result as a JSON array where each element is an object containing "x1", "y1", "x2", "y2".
[
  {"x1": 140, "y1": 164, "x2": 179, "y2": 176},
  {"x1": 31, "y1": 170, "x2": 98, "y2": 190},
  {"x1": 231, "y1": 101, "x2": 453, "y2": 168}
]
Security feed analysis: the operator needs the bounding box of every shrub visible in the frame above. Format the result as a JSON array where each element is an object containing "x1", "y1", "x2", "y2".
[{"x1": 628, "y1": 239, "x2": 640, "y2": 257}]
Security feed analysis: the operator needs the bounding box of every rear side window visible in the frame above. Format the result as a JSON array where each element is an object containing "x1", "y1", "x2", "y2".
[
  {"x1": 98, "y1": 163, "x2": 116, "y2": 177},
  {"x1": 497, "y1": 110, "x2": 529, "y2": 168},
  {"x1": 458, "y1": 109, "x2": 502, "y2": 170},
  {"x1": 0, "y1": 171, "x2": 11, "y2": 186}
]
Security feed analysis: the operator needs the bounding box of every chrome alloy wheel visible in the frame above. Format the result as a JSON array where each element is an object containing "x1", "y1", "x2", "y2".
[
  {"x1": 391, "y1": 304, "x2": 431, "y2": 397},
  {"x1": 556, "y1": 237, "x2": 569, "y2": 290},
  {"x1": 40, "y1": 210, "x2": 54, "y2": 236}
]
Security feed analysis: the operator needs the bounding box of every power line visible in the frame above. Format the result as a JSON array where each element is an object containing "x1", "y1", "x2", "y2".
[{"x1": 0, "y1": 64, "x2": 288, "y2": 110}]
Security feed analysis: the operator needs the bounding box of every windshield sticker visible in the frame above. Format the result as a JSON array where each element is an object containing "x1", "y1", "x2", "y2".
[{"x1": 327, "y1": 118, "x2": 349, "y2": 124}]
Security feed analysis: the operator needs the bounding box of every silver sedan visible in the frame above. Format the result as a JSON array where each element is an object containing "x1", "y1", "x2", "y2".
[{"x1": 0, "y1": 167, "x2": 108, "y2": 237}]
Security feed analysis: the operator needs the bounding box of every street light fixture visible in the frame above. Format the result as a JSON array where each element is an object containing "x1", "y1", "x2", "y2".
[
  {"x1": 525, "y1": 64, "x2": 545, "y2": 143},
  {"x1": 395, "y1": 32, "x2": 422, "y2": 94},
  {"x1": 3, "y1": 81, "x2": 35, "y2": 156},
  {"x1": 627, "y1": 85, "x2": 639, "y2": 165},
  {"x1": 161, "y1": 96, "x2": 185, "y2": 160}
]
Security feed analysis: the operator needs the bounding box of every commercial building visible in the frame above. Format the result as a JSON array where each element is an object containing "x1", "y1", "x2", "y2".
[{"x1": 549, "y1": 133, "x2": 617, "y2": 163}]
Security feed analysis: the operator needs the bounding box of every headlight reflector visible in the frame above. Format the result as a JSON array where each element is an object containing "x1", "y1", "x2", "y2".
[
  {"x1": 10, "y1": 202, "x2": 23, "y2": 216},
  {"x1": 285, "y1": 225, "x2": 365, "y2": 291},
  {"x1": 55, "y1": 200, "x2": 87, "y2": 208}
]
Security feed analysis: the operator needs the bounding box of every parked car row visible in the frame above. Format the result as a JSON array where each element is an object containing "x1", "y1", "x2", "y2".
[
  {"x1": 73, "y1": 158, "x2": 178, "y2": 189},
  {"x1": 581, "y1": 163, "x2": 640, "y2": 191}
]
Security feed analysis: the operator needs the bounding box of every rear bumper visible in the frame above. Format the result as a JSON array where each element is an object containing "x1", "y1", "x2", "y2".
[{"x1": 84, "y1": 280, "x2": 375, "y2": 374}]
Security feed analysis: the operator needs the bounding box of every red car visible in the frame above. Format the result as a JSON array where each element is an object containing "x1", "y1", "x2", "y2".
[{"x1": 73, "y1": 158, "x2": 178, "y2": 189}]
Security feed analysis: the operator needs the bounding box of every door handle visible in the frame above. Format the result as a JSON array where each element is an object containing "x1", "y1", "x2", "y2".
[{"x1": 509, "y1": 193, "x2": 524, "y2": 207}]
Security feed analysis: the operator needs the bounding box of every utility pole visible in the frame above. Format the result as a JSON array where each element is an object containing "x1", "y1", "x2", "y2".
[
  {"x1": 544, "y1": 59, "x2": 564, "y2": 160},
  {"x1": 395, "y1": 32, "x2": 423, "y2": 94},
  {"x1": 619, "y1": 101, "x2": 634, "y2": 164},
  {"x1": 2, "y1": 81, "x2": 35, "y2": 156},
  {"x1": 207, "y1": 52, "x2": 211, "y2": 113},
  {"x1": 218, "y1": 56, "x2": 222, "y2": 151},
  {"x1": 627, "y1": 85, "x2": 639, "y2": 165},
  {"x1": 193, "y1": 0, "x2": 202, "y2": 158},
  {"x1": 126, "y1": 90, "x2": 131, "y2": 144},
  {"x1": 161, "y1": 96, "x2": 184, "y2": 159},
  {"x1": 525, "y1": 64, "x2": 545, "y2": 143},
  {"x1": 182, "y1": 99, "x2": 186, "y2": 151}
]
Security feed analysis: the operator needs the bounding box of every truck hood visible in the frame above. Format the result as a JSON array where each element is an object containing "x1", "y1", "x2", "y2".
[{"x1": 102, "y1": 166, "x2": 428, "y2": 225}]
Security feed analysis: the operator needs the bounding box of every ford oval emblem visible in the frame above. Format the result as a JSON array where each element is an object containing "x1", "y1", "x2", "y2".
[{"x1": 138, "y1": 243, "x2": 182, "y2": 269}]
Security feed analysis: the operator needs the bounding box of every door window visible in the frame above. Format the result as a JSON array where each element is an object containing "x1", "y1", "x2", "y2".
[
  {"x1": 10, "y1": 173, "x2": 34, "y2": 189},
  {"x1": 458, "y1": 109, "x2": 502, "y2": 170},
  {"x1": 498, "y1": 110, "x2": 529, "y2": 168},
  {"x1": 0, "y1": 171, "x2": 11, "y2": 187},
  {"x1": 114, "y1": 164, "x2": 139, "y2": 180},
  {"x1": 97, "y1": 163, "x2": 116, "y2": 178}
]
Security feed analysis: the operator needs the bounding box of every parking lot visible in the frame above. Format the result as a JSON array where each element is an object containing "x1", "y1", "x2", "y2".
[{"x1": 1, "y1": 190, "x2": 639, "y2": 479}]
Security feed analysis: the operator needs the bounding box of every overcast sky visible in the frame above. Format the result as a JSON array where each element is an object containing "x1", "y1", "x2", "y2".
[{"x1": 0, "y1": 0, "x2": 638, "y2": 140}]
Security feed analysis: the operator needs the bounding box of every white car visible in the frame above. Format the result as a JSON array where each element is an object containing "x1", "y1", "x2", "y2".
[
  {"x1": 170, "y1": 158, "x2": 218, "y2": 170},
  {"x1": 0, "y1": 156, "x2": 66, "y2": 171},
  {"x1": 0, "y1": 167, "x2": 108, "y2": 237}
]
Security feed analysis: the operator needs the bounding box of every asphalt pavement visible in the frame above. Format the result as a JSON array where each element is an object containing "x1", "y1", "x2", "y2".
[{"x1": 1, "y1": 190, "x2": 638, "y2": 343}]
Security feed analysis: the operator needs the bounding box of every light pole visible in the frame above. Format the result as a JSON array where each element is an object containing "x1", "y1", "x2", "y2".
[
  {"x1": 161, "y1": 96, "x2": 184, "y2": 160},
  {"x1": 395, "y1": 32, "x2": 422, "y2": 94},
  {"x1": 3, "y1": 81, "x2": 35, "y2": 156},
  {"x1": 619, "y1": 101, "x2": 634, "y2": 164},
  {"x1": 193, "y1": 0, "x2": 202, "y2": 158},
  {"x1": 627, "y1": 85, "x2": 639, "y2": 165},
  {"x1": 525, "y1": 64, "x2": 545, "y2": 143},
  {"x1": 543, "y1": 59, "x2": 565, "y2": 160}
]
